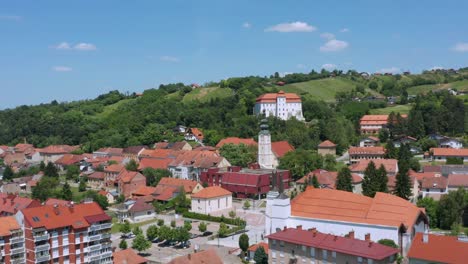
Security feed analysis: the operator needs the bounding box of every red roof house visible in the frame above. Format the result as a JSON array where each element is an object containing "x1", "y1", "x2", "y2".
[
  {"x1": 216, "y1": 137, "x2": 258, "y2": 148},
  {"x1": 408, "y1": 233, "x2": 468, "y2": 264}
]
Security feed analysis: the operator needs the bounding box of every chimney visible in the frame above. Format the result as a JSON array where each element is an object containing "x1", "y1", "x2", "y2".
[
  {"x1": 283, "y1": 226, "x2": 287, "y2": 231},
  {"x1": 348, "y1": 231, "x2": 355, "y2": 239},
  {"x1": 368, "y1": 242, "x2": 373, "y2": 248},
  {"x1": 423, "y1": 230, "x2": 429, "y2": 244},
  {"x1": 333, "y1": 235, "x2": 338, "y2": 241},
  {"x1": 53, "y1": 204, "x2": 60, "y2": 215},
  {"x1": 365, "y1": 233, "x2": 371, "y2": 242},
  {"x1": 296, "y1": 225, "x2": 302, "y2": 230}
]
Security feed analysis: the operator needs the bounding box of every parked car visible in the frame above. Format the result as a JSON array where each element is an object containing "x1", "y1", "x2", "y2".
[
  {"x1": 121, "y1": 233, "x2": 135, "y2": 239},
  {"x1": 202, "y1": 231, "x2": 213, "y2": 237}
]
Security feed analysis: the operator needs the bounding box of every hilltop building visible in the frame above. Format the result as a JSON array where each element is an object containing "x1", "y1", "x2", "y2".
[{"x1": 254, "y1": 91, "x2": 304, "y2": 121}]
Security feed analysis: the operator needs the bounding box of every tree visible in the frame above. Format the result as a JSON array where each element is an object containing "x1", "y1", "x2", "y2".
[
  {"x1": 377, "y1": 239, "x2": 398, "y2": 248},
  {"x1": 447, "y1": 157, "x2": 464, "y2": 165},
  {"x1": 376, "y1": 164, "x2": 388, "y2": 193},
  {"x1": 170, "y1": 220, "x2": 176, "y2": 228},
  {"x1": 243, "y1": 200, "x2": 251, "y2": 209},
  {"x1": 32, "y1": 176, "x2": 59, "y2": 202},
  {"x1": 323, "y1": 154, "x2": 337, "y2": 171},
  {"x1": 39, "y1": 161, "x2": 45, "y2": 171},
  {"x1": 126, "y1": 159, "x2": 139, "y2": 171},
  {"x1": 2, "y1": 166, "x2": 14, "y2": 181},
  {"x1": 218, "y1": 222, "x2": 229, "y2": 237},
  {"x1": 229, "y1": 210, "x2": 236, "y2": 218},
  {"x1": 92, "y1": 193, "x2": 109, "y2": 209},
  {"x1": 120, "y1": 220, "x2": 131, "y2": 234},
  {"x1": 417, "y1": 197, "x2": 439, "y2": 228},
  {"x1": 336, "y1": 167, "x2": 353, "y2": 192},
  {"x1": 157, "y1": 219, "x2": 164, "y2": 226},
  {"x1": 378, "y1": 129, "x2": 389, "y2": 143},
  {"x1": 254, "y1": 246, "x2": 269, "y2": 264},
  {"x1": 61, "y1": 182, "x2": 73, "y2": 201},
  {"x1": 362, "y1": 161, "x2": 378, "y2": 197},
  {"x1": 152, "y1": 201, "x2": 164, "y2": 214},
  {"x1": 311, "y1": 174, "x2": 320, "y2": 188},
  {"x1": 78, "y1": 177, "x2": 87, "y2": 192},
  {"x1": 239, "y1": 233, "x2": 249, "y2": 258},
  {"x1": 133, "y1": 226, "x2": 143, "y2": 236},
  {"x1": 394, "y1": 164, "x2": 412, "y2": 200},
  {"x1": 184, "y1": 221, "x2": 192, "y2": 232},
  {"x1": 408, "y1": 110, "x2": 425, "y2": 139},
  {"x1": 198, "y1": 222, "x2": 207, "y2": 233},
  {"x1": 132, "y1": 234, "x2": 151, "y2": 254},
  {"x1": 437, "y1": 188, "x2": 467, "y2": 229},
  {"x1": 219, "y1": 144, "x2": 257, "y2": 167},
  {"x1": 158, "y1": 225, "x2": 172, "y2": 241},
  {"x1": 44, "y1": 162, "x2": 58, "y2": 177},
  {"x1": 146, "y1": 225, "x2": 159, "y2": 241},
  {"x1": 385, "y1": 140, "x2": 398, "y2": 159},
  {"x1": 279, "y1": 150, "x2": 324, "y2": 181},
  {"x1": 65, "y1": 165, "x2": 80, "y2": 181},
  {"x1": 116, "y1": 194, "x2": 125, "y2": 203},
  {"x1": 119, "y1": 239, "x2": 128, "y2": 249},
  {"x1": 175, "y1": 227, "x2": 190, "y2": 243},
  {"x1": 142, "y1": 168, "x2": 171, "y2": 186},
  {"x1": 368, "y1": 81, "x2": 378, "y2": 90}
]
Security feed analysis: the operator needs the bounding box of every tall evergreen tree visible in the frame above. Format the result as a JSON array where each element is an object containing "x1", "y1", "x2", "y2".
[
  {"x1": 311, "y1": 174, "x2": 320, "y2": 188},
  {"x1": 362, "y1": 161, "x2": 378, "y2": 197},
  {"x1": 44, "y1": 162, "x2": 58, "y2": 177},
  {"x1": 3, "y1": 165, "x2": 14, "y2": 181},
  {"x1": 61, "y1": 182, "x2": 73, "y2": 201},
  {"x1": 398, "y1": 144, "x2": 412, "y2": 168},
  {"x1": 394, "y1": 163, "x2": 412, "y2": 200},
  {"x1": 376, "y1": 164, "x2": 388, "y2": 193},
  {"x1": 336, "y1": 167, "x2": 353, "y2": 192},
  {"x1": 385, "y1": 140, "x2": 398, "y2": 159},
  {"x1": 408, "y1": 109, "x2": 425, "y2": 139}
]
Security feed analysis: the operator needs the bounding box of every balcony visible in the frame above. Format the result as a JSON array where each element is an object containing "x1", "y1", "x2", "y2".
[
  {"x1": 101, "y1": 233, "x2": 111, "y2": 240},
  {"x1": 89, "y1": 234, "x2": 101, "y2": 241},
  {"x1": 33, "y1": 234, "x2": 49, "y2": 242},
  {"x1": 11, "y1": 257, "x2": 25, "y2": 264},
  {"x1": 101, "y1": 251, "x2": 113, "y2": 259},
  {"x1": 0, "y1": 239, "x2": 4, "y2": 245},
  {"x1": 10, "y1": 236, "x2": 24, "y2": 244},
  {"x1": 10, "y1": 247, "x2": 24, "y2": 255},
  {"x1": 89, "y1": 244, "x2": 101, "y2": 252},
  {"x1": 35, "y1": 244, "x2": 50, "y2": 252},
  {"x1": 89, "y1": 223, "x2": 112, "y2": 232},
  {"x1": 35, "y1": 254, "x2": 50, "y2": 263},
  {"x1": 90, "y1": 255, "x2": 101, "y2": 262}
]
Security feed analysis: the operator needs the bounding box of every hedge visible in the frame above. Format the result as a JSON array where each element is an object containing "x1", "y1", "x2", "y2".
[{"x1": 182, "y1": 211, "x2": 246, "y2": 226}]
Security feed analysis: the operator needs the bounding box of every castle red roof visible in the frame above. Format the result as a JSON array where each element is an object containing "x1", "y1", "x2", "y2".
[{"x1": 256, "y1": 91, "x2": 302, "y2": 103}]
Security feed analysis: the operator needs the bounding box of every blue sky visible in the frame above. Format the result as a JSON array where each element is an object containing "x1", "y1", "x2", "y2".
[{"x1": 1, "y1": 0, "x2": 468, "y2": 108}]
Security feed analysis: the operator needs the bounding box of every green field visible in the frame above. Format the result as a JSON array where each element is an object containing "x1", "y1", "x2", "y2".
[
  {"x1": 407, "y1": 80, "x2": 468, "y2": 95},
  {"x1": 182, "y1": 87, "x2": 232, "y2": 103},
  {"x1": 279, "y1": 77, "x2": 357, "y2": 102},
  {"x1": 93, "y1": 98, "x2": 136, "y2": 118},
  {"x1": 370, "y1": 104, "x2": 412, "y2": 114}
]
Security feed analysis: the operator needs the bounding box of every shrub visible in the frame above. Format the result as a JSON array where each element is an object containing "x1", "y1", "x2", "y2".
[{"x1": 182, "y1": 211, "x2": 246, "y2": 226}]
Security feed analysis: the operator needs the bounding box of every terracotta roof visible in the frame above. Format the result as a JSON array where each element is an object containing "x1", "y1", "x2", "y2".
[
  {"x1": 54, "y1": 154, "x2": 83, "y2": 166},
  {"x1": 271, "y1": 141, "x2": 295, "y2": 158},
  {"x1": 349, "y1": 159, "x2": 398, "y2": 174},
  {"x1": 14, "y1": 143, "x2": 34, "y2": 152},
  {"x1": 3, "y1": 153, "x2": 26, "y2": 165},
  {"x1": 128, "y1": 199, "x2": 153, "y2": 213},
  {"x1": 123, "y1": 146, "x2": 147, "y2": 155},
  {"x1": 421, "y1": 176, "x2": 448, "y2": 189},
  {"x1": 191, "y1": 186, "x2": 231, "y2": 199},
  {"x1": 291, "y1": 188, "x2": 425, "y2": 231},
  {"x1": 297, "y1": 169, "x2": 362, "y2": 187},
  {"x1": 349, "y1": 146, "x2": 385, "y2": 155},
  {"x1": 109, "y1": 156, "x2": 125, "y2": 164},
  {"x1": 266, "y1": 227, "x2": 398, "y2": 260},
  {"x1": 39, "y1": 145, "x2": 79, "y2": 154},
  {"x1": 318, "y1": 140, "x2": 336, "y2": 148},
  {"x1": 98, "y1": 190, "x2": 109, "y2": 196},
  {"x1": 118, "y1": 170, "x2": 143, "y2": 183},
  {"x1": 190, "y1": 128, "x2": 204, "y2": 141},
  {"x1": 156, "y1": 177, "x2": 199, "y2": 194},
  {"x1": 423, "y1": 165, "x2": 442, "y2": 173},
  {"x1": 407, "y1": 233, "x2": 468, "y2": 264},
  {"x1": 447, "y1": 174, "x2": 468, "y2": 188},
  {"x1": 138, "y1": 158, "x2": 172, "y2": 170},
  {"x1": 216, "y1": 137, "x2": 258, "y2": 148},
  {"x1": 44, "y1": 198, "x2": 71, "y2": 206},
  {"x1": 0, "y1": 216, "x2": 21, "y2": 236},
  {"x1": 155, "y1": 186, "x2": 178, "y2": 201},
  {"x1": 87, "y1": 171, "x2": 106, "y2": 180},
  {"x1": 359, "y1": 115, "x2": 390, "y2": 125},
  {"x1": 104, "y1": 164, "x2": 125, "y2": 173},
  {"x1": 409, "y1": 171, "x2": 441, "y2": 182},
  {"x1": 255, "y1": 91, "x2": 302, "y2": 103},
  {"x1": 167, "y1": 248, "x2": 223, "y2": 264},
  {"x1": 169, "y1": 150, "x2": 226, "y2": 169},
  {"x1": 94, "y1": 147, "x2": 124, "y2": 156},
  {"x1": 139, "y1": 149, "x2": 179, "y2": 159},
  {"x1": 0, "y1": 195, "x2": 40, "y2": 215},
  {"x1": 22, "y1": 202, "x2": 109, "y2": 229},
  {"x1": 248, "y1": 242, "x2": 269, "y2": 253},
  {"x1": 133, "y1": 186, "x2": 157, "y2": 196},
  {"x1": 367, "y1": 136, "x2": 380, "y2": 142},
  {"x1": 431, "y1": 148, "x2": 468, "y2": 157},
  {"x1": 113, "y1": 248, "x2": 148, "y2": 264}
]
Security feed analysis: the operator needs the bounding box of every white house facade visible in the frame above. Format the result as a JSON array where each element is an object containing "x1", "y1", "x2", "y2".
[
  {"x1": 254, "y1": 91, "x2": 304, "y2": 121},
  {"x1": 191, "y1": 186, "x2": 232, "y2": 214}
]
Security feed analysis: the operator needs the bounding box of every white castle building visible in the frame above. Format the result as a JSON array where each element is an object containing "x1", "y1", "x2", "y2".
[{"x1": 253, "y1": 91, "x2": 304, "y2": 121}]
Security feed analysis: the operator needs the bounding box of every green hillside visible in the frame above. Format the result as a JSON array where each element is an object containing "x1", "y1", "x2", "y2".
[
  {"x1": 182, "y1": 87, "x2": 232, "y2": 103},
  {"x1": 369, "y1": 104, "x2": 412, "y2": 114},
  {"x1": 407, "y1": 80, "x2": 468, "y2": 95}
]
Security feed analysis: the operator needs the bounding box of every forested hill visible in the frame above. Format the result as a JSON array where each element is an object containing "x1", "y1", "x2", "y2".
[{"x1": 0, "y1": 68, "x2": 467, "y2": 152}]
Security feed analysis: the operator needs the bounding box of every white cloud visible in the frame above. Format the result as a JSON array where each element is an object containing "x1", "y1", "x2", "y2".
[
  {"x1": 453, "y1": 42, "x2": 468, "y2": 52},
  {"x1": 378, "y1": 67, "x2": 400, "y2": 74},
  {"x1": 321, "y1": 64, "x2": 337, "y2": 70},
  {"x1": 242, "y1": 22, "x2": 251, "y2": 28},
  {"x1": 74, "y1": 43, "x2": 97, "y2": 51},
  {"x1": 265, "y1": 21, "x2": 317, "y2": 32},
  {"x1": 320, "y1": 32, "x2": 335, "y2": 40},
  {"x1": 54, "y1": 42, "x2": 72, "y2": 50},
  {"x1": 160, "y1": 56, "x2": 180, "y2": 63},
  {"x1": 320, "y1": 39, "x2": 349, "y2": 52},
  {"x1": 0, "y1": 15, "x2": 22, "y2": 21},
  {"x1": 53, "y1": 66, "x2": 72, "y2": 72},
  {"x1": 340, "y1": 28, "x2": 350, "y2": 33}
]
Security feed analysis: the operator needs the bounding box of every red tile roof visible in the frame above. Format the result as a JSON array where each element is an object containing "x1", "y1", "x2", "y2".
[
  {"x1": 128, "y1": 199, "x2": 154, "y2": 213},
  {"x1": 271, "y1": 141, "x2": 294, "y2": 158},
  {"x1": 248, "y1": 242, "x2": 269, "y2": 253},
  {"x1": 39, "y1": 145, "x2": 79, "y2": 154},
  {"x1": 139, "y1": 149, "x2": 179, "y2": 159},
  {"x1": 266, "y1": 227, "x2": 398, "y2": 260},
  {"x1": 14, "y1": 143, "x2": 34, "y2": 153},
  {"x1": 191, "y1": 186, "x2": 231, "y2": 199},
  {"x1": 169, "y1": 150, "x2": 226, "y2": 168},
  {"x1": 367, "y1": 136, "x2": 380, "y2": 142},
  {"x1": 421, "y1": 176, "x2": 448, "y2": 189},
  {"x1": 54, "y1": 154, "x2": 83, "y2": 166},
  {"x1": 0, "y1": 216, "x2": 21, "y2": 236},
  {"x1": 118, "y1": 170, "x2": 144, "y2": 183},
  {"x1": 447, "y1": 174, "x2": 468, "y2": 188},
  {"x1": 0, "y1": 195, "x2": 40, "y2": 215},
  {"x1": 216, "y1": 137, "x2": 257, "y2": 148},
  {"x1": 190, "y1": 128, "x2": 204, "y2": 141},
  {"x1": 423, "y1": 165, "x2": 442, "y2": 173},
  {"x1": 22, "y1": 202, "x2": 109, "y2": 229},
  {"x1": 349, "y1": 146, "x2": 385, "y2": 155},
  {"x1": 318, "y1": 140, "x2": 336, "y2": 148},
  {"x1": 113, "y1": 248, "x2": 148, "y2": 264},
  {"x1": 133, "y1": 186, "x2": 157, "y2": 196},
  {"x1": 409, "y1": 171, "x2": 440, "y2": 182},
  {"x1": 291, "y1": 188, "x2": 425, "y2": 231},
  {"x1": 155, "y1": 186, "x2": 178, "y2": 201},
  {"x1": 156, "y1": 177, "x2": 199, "y2": 194},
  {"x1": 431, "y1": 148, "x2": 468, "y2": 157},
  {"x1": 44, "y1": 198, "x2": 71, "y2": 206},
  {"x1": 256, "y1": 91, "x2": 302, "y2": 103},
  {"x1": 350, "y1": 159, "x2": 398, "y2": 174},
  {"x1": 87, "y1": 171, "x2": 106, "y2": 180},
  {"x1": 104, "y1": 164, "x2": 125, "y2": 173},
  {"x1": 297, "y1": 169, "x2": 362, "y2": 187},
  {"x1": 359, "y1": 115, "x2": 390, "y2": 125},
  {"x1": 95, "y1": 147, "x2": 124, "y2": 156},
  {"x1": 123, "y1": 146, "x2": 147, "y2": 155},
  {"x1": 167, "y1": 248, "x2": 223, "y2": 264},
  {"x1": 408, "y1": 233, "x2": 468, "y2": 264},
  {"x1": 138, "y1": 158, "x2": 172, "y2": 170}
]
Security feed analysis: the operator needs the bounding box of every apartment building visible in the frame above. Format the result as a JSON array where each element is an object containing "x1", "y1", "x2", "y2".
[
  {"x1": 348, "y1": 147, "x2": 386, "y2": 164},
  {"x1": 0, "y1": 216, "x2": 25, "y2": 264},
  {"x1": 18, "y1": 201, "x2": 112, "y2": 264}
]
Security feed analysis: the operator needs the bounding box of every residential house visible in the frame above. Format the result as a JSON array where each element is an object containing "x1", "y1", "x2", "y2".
[
  {"x1": 317, "y1": 140, "x2": 336, "y2": 156},
  {"x1": 359, "y1": 136, "x2": 380, "y2": 147},
  {"x1": 14, "y1": 144, "x2": 34, "y2": 154},
  {"x1": 215, "y1": 137, "x2": 257, "y2": 148},
  {"x1": 154, "y1": 141, "x2": 192, "y2": 151},
  {"x1": 265, "y1": 187, "x2": 428, "y2": 255},
  {"x1": 93, "y1": 147, "x2": 124, "y2": 158},
  {"x1": 430, "y1": 148, "x2": 468, "y2": 161},
  {"x1": 172, "y1": 125, "x2": 187, "y2": 134},
  {"x1": 393, "y1": 136, "x2": 417, "y2": 148},
  {"x1": 267, "y1": 227, "x2": 399, "y2": 264},
  {"x1": 407, "y1": 232, "x2": 468, "y2": 264},
  {"x1": 438, "y1": 137, "x2": 463, "y2": 149},
  {"x1": 154, "y1": 178, "x2": 203, "y2": 202},
  {"x1": 247, "y1": 242, "x2": 269, "y2": 261},
  {"x1": 168, "y1": 150, "x2": 231, "y2": 181},
  {"x1": 420, "y1": 175, "x2": 448, "y2": 200},
  {"x1": 117, "y1": 170, "x2": 146, "y2": 198},
  {"x1": 296, "y1": 169, "x2": 363, "y2": 194},
  {"x1": 87, "y1": 171, "x2": 106, "y2": 190},
  {"x1": 137, "y1": 158, "x2": 172, "y2": 171},
  {"x1": 0, "y1": 182, "x2": 21, "y2": 194},
  {"x1": 190, "y1": 186, "x2": 232, "y2": 214},
  {"x1": 0, "y1": 216, "x2": 25, "y2": 264},
  {"x1": 98, "y1": 190, "x2": 116, "y2": 204},
  {"x1": 349, "y1": 146, "x2": 386, "y2": 164},
  {"x1": 113, "y1": 248, "x2": 148, "y2": 264},
  {"x1": 38, "y1": 145, "x2": 79, "y2": 163},
  {"x1": 167, "y1": 248, "x2": 223, "y2": 264},
  {"x1": 54, "y1": 154, "x2": 83, "y2": 171},
  {"x1": 0, "y1": 194, "x2": 41, "y2": 216},
  {"x1": 447, "y1": 174, "x2": 468, "y2": 191},
  {"x1": 132, "y1": 186, "x2": 157, "y2": 199},
  {"x1": 19, "y1": 202, "x2": 113, "y2": 264},
  {"x1": 0, "y1": 145, "x2": 9, "y2": 156},
  {"x1": 138, "y1": 148, "x2": 180, "y2": 160},
  {"x1": 359, "y1": 114, "x2": 407, "y2": 134},
  {"x1": 185, "y1": 128, "x2": 204, "y2": 143},
  {"x1": 103, "y1": 164, "x2": 125, "y2": 188},
  {"x1": 350, "y1": 159, "x2": 399, "y2": 177},
  {"x1": 271, "y1": 141, "x2": 295, "y2": 162},
  {"x1": 116, "y1": 199, "x2": 155, "y2": 223},
  {"x1": 122, "y1": 146, "x2": 148, "y2": 159}
]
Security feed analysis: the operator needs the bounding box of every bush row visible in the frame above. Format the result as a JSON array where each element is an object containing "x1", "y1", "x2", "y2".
[{"x1": 182, "y1": 211, "x2": 246, "y2": 226}]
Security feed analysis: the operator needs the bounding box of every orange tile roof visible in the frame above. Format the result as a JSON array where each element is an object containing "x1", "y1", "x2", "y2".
[
  {"x1": 431, "y1": 148, "x2": 468, "y2": 157},
  {"x1": 14, "y1": 143, "x2": 34, "y2": 152},
  {"x1": 113, "y1": 248, "x2": 148, "y2": 264},
  {"x1": 367, "y1": 136, "x2": 380, "y2": 142},
  {"x1": 169, "y1": 150, "x2": 225, "y2": 168},
  {"x1": 248, "y1": 242, "x2": 269, "y2": 253},
  {"x1": 409, "y1": 171, "x2": 440, "y2": 182},
  {"x1": 0, "y1": 216, "x2": 21, "y2": 236},
  {"x1": 44, "y1": 198, "x2": 71, "y2": 206},
  {"x1": 156, "y1": 177, "x2": 199, "y2": 194},
  {"x1": 155, "y1": 186, "x2": 178, "y2": 201},
  {"x1": 191, "y1": 186, "x2": 231, "y2": 199},
  {"x1": 22, "y1": 202, "x2": 109, "y2": 230},
  {"x1": 54, "y1": 154, "x2": 83, "y2": 165},
  {"x1": 216, "y1": 137, "x2": 257, "y2": 148},
  {"x1": 133, "y1": 186, "x2": 157, "y2": 196},
  {"x1": 447, "y1": 174, "x2": 468, "y2": 188},
  {"x1": 95, "y1": 147, "x2": 124, "y2": 155},
  {"x1": 190, "y1": 128, "x2": 204, "y2": 141},
  {"x1": 318, "y1": 140, "x2": 336, "y2": 147},
  {"x1": 138, "y1": 158, "x2": 172, "y2": 170},
  {"x1": 297, "y1": 169, "x2": 362, "y2": 186},
  {"x1": 271, "y1": 141, "x2": 294, "y2": 158},
  {"x1": 291, "y1": 188, "x2": 425, "y2": 231},
  {"x1": 0, "y1": 195, "x2": 40, "y2": 215},
  {"x1": 167, "y1": 248, "x2": 223, "y2": 264},
  {"x1": 118, "y1": 170, "x2": 143, "y2": 183},
  {"x1": 104, "y1": 164, "x2": 125, "y2": 173},
  {"x1": 421, "y1": 176, "x2": 448, "y2": 189},
  {"x1": 256, "y1": 91, "x2": 302, "y2": 103},
  {"x1": 39, "y1": 145, "x2": 79, "y2": 154},
  {"x1": 139, "y1": 149, "x2": 179, "y2": 159},
  {"x1": 349, "y1": 159, "x2": 398, "y2": 174},
  {"x1": 408, "y1": 233, "x2": 468, "y2": 264},
  {"x1": 349, "y1": 146, "x2": 385, "y2": 155},
  {"x1": 87, "y1": 171, "x2": 106, "y2": 180}
]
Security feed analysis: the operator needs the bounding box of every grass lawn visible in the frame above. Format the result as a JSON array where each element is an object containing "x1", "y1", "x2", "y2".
[
  {"x1": 182, "y1": 87, "x2": 232, "y2": 103},
  {"x1": 70, "y1": 186, "x2": 88, "y2": 203},
  {"x1": 93, "y1": 98, "x2": 136, "y2": 119},
  {"x1": 369, "y1": 104, "x2": 412, "y2": 114},
  {"x1": 280, "y1": 77, "x2": 357, "y2": 102},
  {"x1": 111, "y1": 218, "x2": 160, "y2": 234},
  {"x1": 407, "y1": 84, "x2": 443, "y2": 95}
]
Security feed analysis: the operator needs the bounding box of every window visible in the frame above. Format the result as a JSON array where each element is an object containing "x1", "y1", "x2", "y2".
[
  {"x1": 272, "y1": 239, "x2": 276, "y2": 246},
  {"x1": 279, "y1": 241, "x2": 284, "y2": 247},
  {"x1": 272, "y1": 251, "x2": 277, "y2": 259},
  {"x1": 302, "y1": 245, "x2": 306, "y2": 252},
  {"x1": 322, "y1": 250, "x2": 328, "y2": 260},
  {"x1": 332, "y1": 251, "x2": 336, "y2": 259},
  {"x1": 357, "y1": 257, "x2": 363, "y2": 263},
  {"x1": 367, "y1": 259, "x2": 373, "y2": 264},
  {"x1": 310, "y1": 247, "x2": 315, "y2": 257}
]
